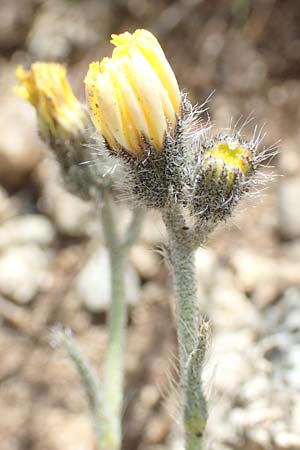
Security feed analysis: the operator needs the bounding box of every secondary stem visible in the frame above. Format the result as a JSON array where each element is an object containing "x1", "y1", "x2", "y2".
[
  {"x1": 53, "y1": 328, "x2": 106, "y2": 447},
  {"x1": 100, "y1": 189, "x2": 126, "y2": 450}
]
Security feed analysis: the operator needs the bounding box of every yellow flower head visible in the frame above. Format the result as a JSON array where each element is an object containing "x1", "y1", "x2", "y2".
[
  {"x1": 203, "y1": 139, "x2": 252, "y2": 188},
  {"x1": 84, "y1": 29, "x2": 181, "y2": 156},
  {"x1": 15, "y1": 63, "x2": 88, "y2": 141}
]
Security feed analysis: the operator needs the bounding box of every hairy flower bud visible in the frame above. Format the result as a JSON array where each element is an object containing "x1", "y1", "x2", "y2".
[
  {"x1": 15, "y1": 62, "x2": 102, "y2": 199},
  {"x1": 84, "y1": 29, "x2": 186, "y2": 208},
  {"x1": 15, "y1": 63, "x2": 89, "y2": 142},
  {"x1": 191, "y1": 134, "x2": 254, "y2": 223},
  {"x1": 84, "y1": 29, "x2": 180, "y2": 157}
]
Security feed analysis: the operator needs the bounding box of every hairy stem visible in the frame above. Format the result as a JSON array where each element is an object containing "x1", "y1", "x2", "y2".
[
  {"x1": 100, "y1": 189, "x2": 126, "y2": 450},
  {"x1": 121, "y1": 207, "x2": 145, "y2": 249},
  {"x1": 163, "y1": 206, "x2": 208, "y2": 450},
  {"x1": 51, "y1": 328, "x2": 106, "y2": 448},
  {"x1": 53, "y1": 189, "x2": 142, "y2": 450}
]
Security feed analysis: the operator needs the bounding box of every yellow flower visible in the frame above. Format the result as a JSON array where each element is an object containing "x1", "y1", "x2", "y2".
[
  {"x1": 15, "y1": 63, "x2": 88, "y2": 141},
  {"x1": 84, "y1": 29, "x2": 181, "y2": 156},
  {"x1": 203, "y1": 139, "x2": 252, "y2": 188}
]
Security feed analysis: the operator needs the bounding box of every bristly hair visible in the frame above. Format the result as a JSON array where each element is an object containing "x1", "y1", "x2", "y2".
[
  {"x1": 87, "y1": 94, "x2": 279, "y2": 238},
  {"x1": 188, "y1": 116, "x2": 279, "y2": 232}
]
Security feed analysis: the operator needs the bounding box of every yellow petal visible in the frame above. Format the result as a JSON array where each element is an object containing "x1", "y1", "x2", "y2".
[
  {"x1": 112, "y1": 29, "x2": 180, "y2": 115},
  {"x1": 15, "y1": 62, "x2": 87, "y2": 141},
  {"x1": 85, "y1": 28, "x2": 181, "y2": 155},
  {"x1": 114, "y1": 47, "x2": 167, "y2": 151}
]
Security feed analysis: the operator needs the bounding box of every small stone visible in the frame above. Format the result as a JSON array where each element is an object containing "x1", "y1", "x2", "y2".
[
  {"x1": 76, "y1": 247, "x2": 140, "y2": 312},
  {"x1": 140, "y1": 282, "x2": 168, "y2": 305},
  {"x1": 231, "y1": 250, "x2": 275, "y2": 292},
  {"x1": 0, "y1": 0, "x2": 33, "y2": 50},
  {"x1": 274, "y1": 431, "x2": 300, "y2": 449},
  {"x1": 210, "y1": 284, "x2": 260, "y2": 330},
  {"x1": 0, "y1": 214, "x2": 55, "y2": 249},
  {"x1": 0, "y1": 186, "x2": 17, "y2": 221},
  {"x1": 40, "y1": 183, "x2": 99, "y2": 238},
  {"x1": 0, "y1": 90, "x2": 42, "y2": 190},
  {"x1": 145, "y1": 414, "x2": 171, "y2": 444},
  {"x1": 231, "y1": 250, "x2": 300, "y2": 307},
  {"x1": 244, "y1": 426, "x2": 270, "y2": 447},
  {"x1": 240, "y1": 375, "x2": 270, "y2": 402},
  {"x1": 129, "y1": 244, "x2": 161, "y2": 280},
  {"x1": 278, "y1": 177, "x2": 300, "y2": 239},
  {"x1": 195, "y1": 246, "x2": 218, "y2": 288},
  {"x1": 0, "y1": 245, "x2": 51, "y2": 304},
  {"x1": 140, "y1": 385, "x2": 160, "y2": 408},
  {"x1": 33, "y1": 409, "x2": 95, "y2": 450},
  {"x1": 139, "y1": 210, "x2": 166, "y2": 245}
]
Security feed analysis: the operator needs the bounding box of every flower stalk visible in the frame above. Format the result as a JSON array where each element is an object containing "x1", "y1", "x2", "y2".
[
  {"x1": 52, "y1": 194, "x2": 144, "y2": 450},
  {"x1": 51, "y1": 327, "x2": 108, "y2": 448},
  {"x1": 98, "y1": 189, "x2": 144, "y2": 450},
  {"x1": 15, "y1": 61, "x2": 145, "y2": 450},
  {"x1": 100, "y1": 188, "x2": 126, "y2": 449},
  {"x1": 163, "y1": 205, "x2": 208, "y2": 450}
]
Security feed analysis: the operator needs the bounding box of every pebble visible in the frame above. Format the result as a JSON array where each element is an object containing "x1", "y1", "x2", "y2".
[
  {"x1": 139, "y1": 210, "x2": 166, "y2": 246},
  {"x1": 0, "y1": 90, "x2": 41, "y2": 190},
  {"x1": 40, "y1": 184, "x2": 99, "y2": 238},
  {"x1": 0, "y1": 214, "x2": 56, "y2": 249},
  {"x1": 0, "y1": 0, "x2": 33, "y2": 50},
  {"x1": 129, "y1": 244, "x2": 161, "y2": 280},
  {"x1": 274, "y1": 431, "x2": 300, "y2": 449},
  {"x1": 0, "y1": 245, "x2": 51, "y2": 304},
  {"x1": 278, "y1": 177, "x2": 300, "y2": 239},
  {"x1": 231, "y1": 249, "x2": 300, "y2": 307},
  {"x1": 0, "y1": 186, "x2": 17, "y2": 221},
  {"x1": 76, "y1": 247, "x2": 140, "y2": 312},
  {"x1": 33, "y1": 409, "x2": 95, "y2": 450},
  {"x1": 211, "y1": 284, "x2": 260, "y2": 329},
  {"x1": 195, "y1": 246, "x2": 218, "y2": 288}
]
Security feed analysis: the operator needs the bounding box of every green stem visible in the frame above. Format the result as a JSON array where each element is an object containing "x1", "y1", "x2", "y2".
[
  {"x1": 51, "y1": 328, "x2": 107, "y2": 447},
  {"x1": 163, "y1": 206, "x2": 208, "y2": 450},
  {"x1": 54, "y1": 190, "x2": 142, "y2": 450},
  {"x1": 121, "y1": 207, "x2": 145, "y2": 249},
  {"x1": 100, "y1": 189, "x2": 126, "y2": 450}
]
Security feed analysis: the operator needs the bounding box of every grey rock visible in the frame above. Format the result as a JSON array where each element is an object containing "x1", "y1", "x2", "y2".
[
  {"x1": 41, "y1": 183, "x2": 99, "y2": 238},
  {"x1": 278, "y1": 178, "x2": 300, "y2": 239},
  {"x1": 0, "y1": 87, "x2": 41, "y2": 189},
  {"x1": 0, "y1": 245, "x2": 51, "y2": 304},
  {"x1": 0, "y1": 186, "x2": 17, "y2": 221},
  {"x1": 76, "y1": 247, "x2": 140, "y2": 312},
  {"x1": 0, "y1": 215, "x2": 56, "y2": 249}
]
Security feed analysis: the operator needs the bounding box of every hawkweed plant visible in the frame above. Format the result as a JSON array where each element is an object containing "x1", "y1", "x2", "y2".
[
  {"x1": 85, "y1": 29, "x2": 274, "y2": 450},
  {"x1": 15, "y1": 28, "x2": 275, "y2": 450},
  {"x1": 15, "y1": 62, "x2": 144, "y2": 450}
]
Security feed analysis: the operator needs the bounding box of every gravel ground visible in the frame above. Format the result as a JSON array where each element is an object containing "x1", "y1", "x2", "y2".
[{"x1": 1, "y1": 1, "x2": 300, "y2": 449}]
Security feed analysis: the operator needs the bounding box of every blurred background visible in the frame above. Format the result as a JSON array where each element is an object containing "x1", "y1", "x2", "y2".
[{"x1": 1, "y1": 0, "x2": 300, "y2": 449}]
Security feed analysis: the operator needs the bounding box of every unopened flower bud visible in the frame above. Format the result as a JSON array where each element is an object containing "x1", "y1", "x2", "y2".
[
  {"x1": 15, "y1": 63, "x2": 89, "y2": 143},
  {"x1": 191, "y1": 134, "x2": 254, "y2": 223},
  {"x1": 85, "y1": 29, "x2": 184, "y2": 208},
  {"x1": 15, "y1": 63, "x2": 100, "y2": 199},
  {"x1": 85, "y1": 29, "x2": 180, "y2": 157}
]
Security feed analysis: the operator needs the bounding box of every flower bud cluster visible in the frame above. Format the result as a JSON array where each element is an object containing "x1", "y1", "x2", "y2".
[
  {"x1": 15, "y1": 62, "x2": 113, "y2": 199},
  {"x1": 85, "y1": 29, "x2": 274, "y2": 229},
  {"x1": 15, "y1": 29, "x2": 274, "y2": 228}
]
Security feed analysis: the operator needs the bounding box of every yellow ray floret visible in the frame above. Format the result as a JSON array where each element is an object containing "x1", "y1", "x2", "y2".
[
  {"x1": 205, "y1": 141, "x2": 252, "y2": 188},
  {"x1": 84, "y1": 28, "x2": 181, "y2": 156},
  {"x1": 15, "y1": 63, "x2": 87, "y2": 141}
]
